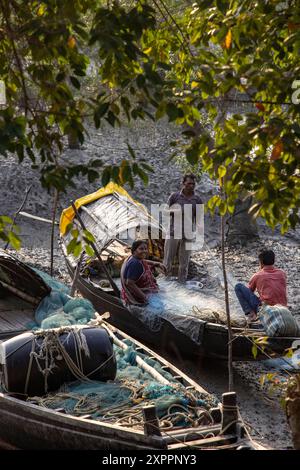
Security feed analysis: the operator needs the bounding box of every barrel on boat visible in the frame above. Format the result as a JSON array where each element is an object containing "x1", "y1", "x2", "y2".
[{"x1": 0, "y1": 327, "x2": 116, "y2": 396}]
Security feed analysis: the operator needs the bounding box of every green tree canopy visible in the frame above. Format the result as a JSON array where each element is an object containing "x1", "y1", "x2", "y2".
[{"x1": 0, "y1": 0, "x2": 299, "y2": 248}]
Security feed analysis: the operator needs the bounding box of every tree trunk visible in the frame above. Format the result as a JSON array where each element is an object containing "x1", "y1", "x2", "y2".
[
  {"x1": 226, "y1": 196, "x2": 259, "y2": 246},
  {"x1": 286, "y1": 374, "x2": 300, "y2": 450},
  {"x1": 68, "y1": 132, "x2": 80, "y2": 149},
  {"x1": 221, "y1": 213, "x2": 233, "y2": 391}
]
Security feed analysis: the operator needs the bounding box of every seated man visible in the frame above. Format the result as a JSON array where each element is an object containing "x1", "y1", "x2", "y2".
[
  {"x1": 121, "y1": 240, "x2": 166, "y2": 306},
  {"x1": 235, "y1": 249, "x2": 287, "y2": 323}
]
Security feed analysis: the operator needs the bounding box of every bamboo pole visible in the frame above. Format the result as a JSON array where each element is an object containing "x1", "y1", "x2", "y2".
[
  {"x1": 104, "y1": 324, "x2": 169, "y2": 385},
  {"x1": 221, "y1": 213, "x2": 234, "y2": 391},
  {"x1": 70, "y1": 252, "x2": 84, "y2": 297},
  {"x1": 0, "y1": 280, "x2": 39, "y2": 305},
  {"x1": 19, "y1": 212, "x2": 57, "y2": 225},
  {"x1": 50, "y1": 189, "x2": 59, "y2": 276}
]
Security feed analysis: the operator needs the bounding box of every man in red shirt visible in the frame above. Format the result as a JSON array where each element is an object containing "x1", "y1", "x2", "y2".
[{"x1": 235, "y1": 250, "x2": 287, "y2": 322}]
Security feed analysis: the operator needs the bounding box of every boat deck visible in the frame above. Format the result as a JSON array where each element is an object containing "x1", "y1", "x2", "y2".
[{"x1": 0, "y1": 295, "x2": 34, "y2": 336}]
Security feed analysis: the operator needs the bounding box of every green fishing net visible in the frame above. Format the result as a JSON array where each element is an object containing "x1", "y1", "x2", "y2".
[
  {"x1": 29, "y1": 269, "x2": 95, "y2": 329},
  {"x1": 28, "y1": 342, "x2": 218, "y2": 430}
]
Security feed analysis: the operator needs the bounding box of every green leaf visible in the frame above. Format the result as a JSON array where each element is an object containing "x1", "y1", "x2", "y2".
[
  {"x1": 127, "y1": 143, "x2": 136, "y2": 159},
  {"x1": 102, "y1": 167, "x2": 111, "y2": 186},
  {"x1": 218, "y1": 165, "x2": 226, "y2": 178},
  {"x1": 0, "y1": 215, "x2": 13, "y2": 224},
  {"x1": 88, "y1": 169, "x2": 99, "y2": 183},
  {"x1": 70, "y1": 76, "x2": 81, "y2": 89},
  {"x1": 83, "y1": 230, "x2": 95, "y2": 243},
  {"x1": 106, "y1": 111, "x2": 117, "y2": 127},
  {"x1": 67, "y1": 238, "x2": 78, "y2": 255},
  {"x1": 166, "y1": 103, "x2": 179, "y2": 122},
  {"x1": 136, "y1": 75, "x2": 145, "y2": 88},
  {"x1": 7, "y1": 231, "x2": 21, "y2": 250},
  {"x1": 96, "y1": 103, "x2": 109, "y2": 119},
  {"x1": 219, "y1": 201, "x2": 227, "y2": 216},
  {"x1": 136, "y1": 166, "x2": 149, "y2": 185},
  {"x1": 85, "y1": 244, "x2": 95, "y2": 257},
  {"x1": 73, "y1": 241, "x2": 82, "y2": 258},
  {"x1": 186, "y1": 146, "x2": 199, "y2": 165},
  {"x1": 251, "y1": 344, "x2": 258, "y2": 360},
  {"x1": 65, "y1": 223, "x2": 73, "y2": 235},
  {"x1": 216, "y1": 0, "x2": 228, "y2": 13}
]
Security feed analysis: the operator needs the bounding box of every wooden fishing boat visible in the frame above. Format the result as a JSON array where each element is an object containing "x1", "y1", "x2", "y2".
[
  {"x1": 0, "y1": 252, "x2": 256, "y2": 450},
  {"x1": 0, "y1": 325, "x2": 256, "y2": 450},
  {"x1": 0, "y1": 249, "x2": 50, "y2": 340},
  {"x1": 59, "y1": 183, "x2": 300, "y2": 362}
]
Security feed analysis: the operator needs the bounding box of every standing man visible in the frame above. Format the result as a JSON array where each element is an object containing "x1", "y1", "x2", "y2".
[{"x1": 163, "y1": 174, "x2": 203, "y2": 283}]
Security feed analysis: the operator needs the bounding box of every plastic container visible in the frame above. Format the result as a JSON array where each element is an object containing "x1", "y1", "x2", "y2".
[{"x1": 0, "y1": 327, "x2": 116, "y2": 396}]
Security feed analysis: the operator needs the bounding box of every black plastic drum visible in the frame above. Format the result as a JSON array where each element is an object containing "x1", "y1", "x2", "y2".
[{"x1": 0, "y1": 327, "x2": 116, "y2": 396}]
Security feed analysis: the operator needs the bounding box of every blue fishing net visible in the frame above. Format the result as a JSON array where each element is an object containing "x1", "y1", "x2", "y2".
[
  {"x1": 32, "y1": 268, "x2": 70, "y2": 295},
  {"x1": 30, "y1": 269, "x2": 95, "y2": 329},
  {"x1": 121, "y1": 276, "x2": 247, "y2": 343},
  {"x1": 28, "y1": 342, "x2": 218, "y2": 429}
]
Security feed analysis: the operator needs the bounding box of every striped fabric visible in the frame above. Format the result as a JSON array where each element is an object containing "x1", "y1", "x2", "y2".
[{"x1": 259, "y1": 304, "x2": 300, "y2": 337}]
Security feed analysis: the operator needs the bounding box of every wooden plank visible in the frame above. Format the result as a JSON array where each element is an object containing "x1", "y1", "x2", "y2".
[
  {"x1": 168, "y1": 434, "x2": 236, "y2": 449},
  {"x1": 0, "y1": 280, "x2": 38, "y2": 305},
  {"x1": 165, "y1": 424, "x2": 220, "y2": 438},
  {"x1": 0, "y1": 307, "x2": 33, "y2": 319},
  {"x1": 3, "y1": 310, "x2": 34, "y2": 324},
  {"x1": 0, "y1": 298, "x2": 32, "y2": 313},
  {"x1": 0, "y1": 309, "x2": 33, "y2": 318},
  {"x1": 0, "y1": 313, "x2": 20, "y2": 326},
  {"x1": 143, "y1": 406, "x2": 161, "y2": 437},
  {"x1": 0, "y1": 317, "x2": 24, "y2": 330},
  {"x1": 221, "y1": 392, "x2": 238, "y2": 434},
  {"x1": 0, "y1": 311, "x2": 26, "y2": 327},
  {"x1": 0, "y1": 311, "x2": 32, "y2": 329},
  {"x1": 0, "y1": 317, "x2": 17, "y2": 331},
  {"x1": 0, "y1": 437, "x2": 20, "y2": 450}
]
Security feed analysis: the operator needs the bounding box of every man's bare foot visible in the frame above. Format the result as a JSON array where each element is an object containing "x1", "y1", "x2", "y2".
[{"x1": 247, "y1": 312, "x2": 258, "y2": 323}]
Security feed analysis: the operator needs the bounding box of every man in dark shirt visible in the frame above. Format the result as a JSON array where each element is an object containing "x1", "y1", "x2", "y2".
[{"x1": 163, "y1": 174, "x2": 203, "y2": 283}]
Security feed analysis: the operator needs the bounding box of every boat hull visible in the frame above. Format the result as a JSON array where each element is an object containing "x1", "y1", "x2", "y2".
[
  {"x1": 0, "y1": 325, "x2": 254, "y2": 450},
  {"x1": 0, "y1": 393, "x2": 168, "y2": 450},
  {"x1": 63, "y1": 255, "x2": 298, "y2": 362}
]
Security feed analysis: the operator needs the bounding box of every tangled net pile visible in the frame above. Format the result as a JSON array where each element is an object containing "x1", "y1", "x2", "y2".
[
  {"x1": 28, "y1": 340, "x2": 218, "y2": 430},
  {"x1": 29, "y1": 268, "x2": 95, "y2": 329}
]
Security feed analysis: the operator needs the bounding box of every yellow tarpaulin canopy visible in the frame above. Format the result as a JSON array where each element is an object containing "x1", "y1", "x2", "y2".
[{"x1": 59, "y1": 182, "x2": 143, "y2": 235}]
